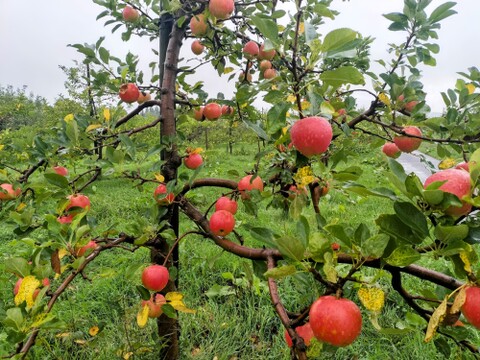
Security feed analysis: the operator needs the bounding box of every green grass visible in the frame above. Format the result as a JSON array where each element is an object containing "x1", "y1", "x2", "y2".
[{"x1": 1, "y1": 137, "x2": 479, "y2": 359}]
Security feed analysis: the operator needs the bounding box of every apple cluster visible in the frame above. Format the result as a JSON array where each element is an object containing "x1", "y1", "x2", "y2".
[
  {"x1": 140, "y1": 265, "x2": 169, "y2": 318},
  {"x1": 119, "y1": 83, "x2": 152, "y2": 105},
  {"x1": 57, "y1": 193, "x2": 91, "y2": 224},
  {"x1": 193, "y1": 103, "x2": 235, "y2": 121},
  {"x1": 381, "y1": 125, "x2": 423, "y2": 158}
]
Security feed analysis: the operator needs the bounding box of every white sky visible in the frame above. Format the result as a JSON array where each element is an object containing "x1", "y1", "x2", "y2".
[{"x1": 0, "y1": 1, "x2": 478, "y2": 112}]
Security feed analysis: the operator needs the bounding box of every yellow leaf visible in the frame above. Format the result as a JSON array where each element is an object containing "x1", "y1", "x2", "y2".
[
  {"x1": 0, "y1": 144, "x2": 4, "y2": 151},
  {"x1": 451, "y1": 287, "x2": 466, "y2": 314},
  {"x1": 299, "y1": 22, "x2": 305, "y2": 34},
  {"x1": 293, "y1": 166, "x2": 315, "y2": 188},
  {"x1": 64, "y1": 114, "x2": 74, "y2": 123},
  {"x1": 137, "y1": 304, "x2": 149, "y2": 328},
  {"x1": 89, "y1": 326, "x2": 99, "y2": 336},
  {"x1": 287, "y1": 94, "x2": 296, "y2": 103},
  {"x1": 123, "y1": 352, "x2": 134, "y2": 360},
  {"x1": 56, "y1": 332, "x2": 72, "y2": 338},
  {"x1": 467, "y1": 83, "x2": 475, "y2": 95},
  {"x1": 58, "y1": 248, "x2": 68, "y2": 260},
  {"x1": 271, "y1": 85, "x2": 278, "y2": 90},
  {"x1": 424, "y1": 298, "x2": 448, "y2": 342},
  {"x1": 378, "y1": 93, "x2": 390, "y2": 106},
  {"x1": 74, "y1": 339, "x2": 87, "y2": 345},
  {"x1": 86, "y1": 124, "x2": 102, "y2": 133},
  {"x1": 301, "y1": 100, "x2": 311, "y2": 109},
  {"x1": 459, "y1": 251, "x2": 472, "y2": 273},
  {"x1": 16, "y1": 202, "x2": 27, "y2": 211},
  {"x1": 223, "y1": 67, "x2": 234, "y2": 74},
  {"x1": 191, "y1": 147, "x2": 203, "y2": 155},
  {"x1": 438, "y1": 158, "x2": 456, "y2": 170},
  {"x1": 103, "y1": 108, "x2": 111, "y2": 122},
  {"x1": 154, "y1": 173, "x2": 165, "y2": 183},
  {"x1": 358, "y1": 287, "x2": 385, "y2": 312},
  {"x1": 166, "y1": 292, "x2": 196, "y2": 314},
  {"x1": 14, "y1": 276, "x2": 40, "y2": 309},
  {"x1": 281, "y1": 126, "x2": 289, "y2": 136}
]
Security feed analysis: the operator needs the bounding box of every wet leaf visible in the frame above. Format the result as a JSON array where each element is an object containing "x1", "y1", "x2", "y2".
[{"x1": 425, "y1": 298, "x2": 448, "y2": 342}]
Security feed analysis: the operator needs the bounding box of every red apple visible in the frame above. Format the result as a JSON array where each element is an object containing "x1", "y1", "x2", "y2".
[
  {"x1": 191, "y1": 40, "x2": 205, "y2": 55},
  {"x1": 119, "y1": 83, "x2": 140, "y2": 103},
  {"x1": 193, "y1": 106, "x2": 205, "y2": 121},
  {"x1": 337, "y1": 108, "x2": 347, "y2": 117},
  {"x1": 57, "y1": 215, "x2": 73, "y2": 224},
  {"x1": 455, "y1": 162, "x2": 470, "y2": 172},
  {"x1": 258, "y1": 43, "x2": 276, "y2": 60},
  {"x1": 53, "y1": 166, "x2": 68, "y2": 177},
  {"x1": 331, "y1": 242, "x2": 341, "y2": 251},
  {"x1": 190, "y1": 14, "x2": 208, "y2": 36},
  {"x1": 288, "y1": 185, "x2": 307, "y2": 200},
  {"x1": 424, "y1": 168, "x2": 472, "y2": 216},
  {"x1": 66, "y1": 194, "x2": 91, "y2": 212},
  {"x1": 137, "y1": 92, "x2": 152, "y2": 104},
  {"x1": 221, "y1": 105, "x2": 235, "y2": 116},
  {"x1": 215, "y1": 196, "x2": 238, "y2": 214},
  {"x1": 184, "y1": 153, "x2": 203, "y2": 169},
  {"x1": 209, "y1": 210, "x2": 235, "y2": 236},
  {"x1": 0, "y1": 183, "x2": 21, "y2": 201},
  {"x1": 204, "y1": 103, "x2": 222, "y2": 120},
  {"x1": 142, "y1": 294, "x2": 167, "y2": 318},
  {"x1": 382, "y1": 142, "x2": 401, "y2": 159},
  {"x1": 259, "y1": 60, "x2": 272, "y2": 71},
  {"x1": 309, "y1": 295, "x2": 362, "y2": 347},
  {"x1": 154, "y1": 184, "x2": 175, "y2": 205},
  {"x1": 243, "y1": 41, "x2": 259, "y2": 59},
  {"x1": 290, "y1": 117, "x2": 333, "y2": 157},
  {"x1": 209, "y1": 0, "x2": 235, "y2": 19},
  {"x1": 76, "y1": 240, "x2": 98, "y2": 257},
  {"x1": 284, "y1": 322, "x2": 315, "y2": 347},
  {"x1": 393, "y1": 126, "x2": 422, "y2": 153},
  {"x1": 405, "y1": 100, "x2": 418, "y2": 112},
  {"x1": 263, "y1": 68, "x2": 277, "y2": 80},
  {"x1": 122, "y1": 5, "x2": 139, "y2": 22},
  {"x1": 238, "y1": 175, "x2": 264, "y2": 199},
  {"x1": 461, "y1": 286, "x2": 480, "y2": 329},
  {"x1": 142, "y1": 265, "x2": 169, "y2": 292}
]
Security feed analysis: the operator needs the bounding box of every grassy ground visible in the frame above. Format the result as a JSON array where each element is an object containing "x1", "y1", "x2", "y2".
[{"x1": 1, "y1": 136, "x2": 479, "y2": 359}]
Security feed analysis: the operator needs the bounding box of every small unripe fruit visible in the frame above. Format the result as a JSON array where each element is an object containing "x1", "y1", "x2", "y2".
[
  {"x1": 184, "y1": 153, "x2": 203, "y2": 170},
  {"x1": 284, "y1": 322, "x2": 314, "y2": 348},
  {"x1": 53, "y1": 166, "x2": 68, "y2": 177},
  {"x1": 263, "y1": 68, "x2": 277, "y2": 80},
  {"x1": 204, "y1": 103, "x2": 222, "y2": 120},
  {"x1": 154, "y1": 184, "x2": 175, "y2": 205},
  {"x1": 0, "y1": 183, "x2": 21, "y2": 201},
  {"x1": 258, "y1": 43, "x2": 276, "y2": 60},
  {"x1": 122, "y1": 5, "x2": 140, "y2": 22},
  {"x1": 142, "y1": 265, "x2": 169, "y2": 292},
  {"x1": 243, "y1": 41, "x2": 259, "y2": 59},
  {"x1": 259, "y1": 60, "x2": 272, "y2": 71},
  {"x1": 209, "y1": 0, "x2": 235, "y2": 20},
  {"x1": 238, "y1": 175, "x2": 263, "y2": 199},
  {"x1": 290, "y1": 117, "x2": 333, "y2": 157},
  {"x1": 461, "y1": 286, "x2": 480, "y2": 329},
  {"x1": 393, "y1": 126, "x2": 422, "y2": 153},
  {"x1": 119, "y1": 83, "x2": 140, "y2": 103},
  {"x1": 215, "y1": 196, "x2": 238, "y2": 214},
  {"x1": 190, "y1": 14, "x2": 208, "y2": 37},
  {"x1": 424, "y1": 168, "x2": 472, "y2": 216},
  {"x1": 209, "y1": 210, "x2": 235, "y2": 236},
  {"x1": 309, "y1": 295, "x2": 362, "y2": 347},
  {"x1": 331, "y1": 242, "x2": 340, "y2": 251},
  {"x1": 382, "y1": 142, "x2": 401, "y2": 158},
  {"x1": 191, "y1": 40, "x2": 205, "y2": 55}
]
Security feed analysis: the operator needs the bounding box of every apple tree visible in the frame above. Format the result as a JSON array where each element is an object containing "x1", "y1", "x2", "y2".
[{"x1": 2, "y1": 0, "x2": 480, "y2": 359}]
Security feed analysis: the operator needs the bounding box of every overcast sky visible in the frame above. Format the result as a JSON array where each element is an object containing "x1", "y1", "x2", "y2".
[{"x1": 0, "y1": 1, "x2": 478, "y2": 112}]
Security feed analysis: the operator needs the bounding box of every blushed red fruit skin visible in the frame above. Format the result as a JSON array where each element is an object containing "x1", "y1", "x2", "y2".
[
  {"x1": 285, "y1": 322, "x2": 314, "y2": 347},
  {"x1": 66, "y1": 194, "x2": 91, "y2": 212},
  {"x1": 119, "y1": 83, "x2": 140, "y2": 103},
  {"x1": 57, "y1": 215, "x2": 73, "y2": 224},
  {"x1": 259, "y1": 60, "x2": 272, "y2": 71},
  {"x1": 204, "y1": 103, "x2": 222, "y2": 120},
  {"x1": 209, "y1": 210, "x2": 235, "y2": 236},
  {"x1": 53, "y1": 166, "x2": 68, "y2": 176},
  {"x1": 215, "y1": 196, "x2": 238, "y2": 214},
  {"x1": 142, "y1": 294, "x2": 166, "y2": 318},
  {"x1": 393, "y1": 126, "x2": 422, "y2": 153},
  {"x1": 191, "y1": 40, "x2": 205, "y2": 55},
  {"x1": 424, "y1": 169, "x2": 472, "y2": 216},
  {"x1": 258, "y1": 43, "x2": 276, "y2": 60},
  {"x1": 238, "y1": 175, "x2": 264, "y2": 199},
  {"x1": 184, "y1": 153, "x2": 203, "y2": 169},
  {"x1": 309, "y1": 295, "x2": 362, "y2": 347},
  {"x1": 190, "y1": 14, "x2": 208, "y2": 36},
  {"x1": 76, "y1": 240, "x2": 98, "y2": 257},
  {"x1": 288, "y1": 185, "x2": 307, "y2": 200},
  {"x1": 209, "y1": 0, "x2": 235, "y2": 19},
  {"x1": 263, "y1": 68, "x2": 276, "y2": 79},
  {"x1": 142, "y1": 265, "x2": 169, "y2": 292},
  {"x1": 331, "y1": 242, "x2": 340, "y2": 251},
  {"x1": 243, "y1": 41, "x2": 259, "y2": 59},
  {"x1": 154, "y1": 184, "x2": 175, "y2": 205},
  {"x1": 137, "y1": 92, "x2": 151, "y2": 104},
  {"x1": 0, "y1": 183, "x2": 21, "y2": 201},
  {"x1": 193, "y1": 106, "x2": 204, "y2": 121},
  {"x1": 382, "y1": 142, "x2": 401, "y2": 159},
  {"x1": 405, "y1": 100, "x2": 418, "y2": 112},
  {"x1": 461, "y1": 286, "x2": 480, "y2": 329},
  {"x1": 221, "y1": 105, "x2": 234, "y2": 116},
  {"x1": 290, "y1": 117, "x2": 333, "y2": 157},
  {"x1": 455, "y1": 162, "x2": 469, "y2": 172},
  {"x1": 122, "y1": 5, "x2": 139, "y2": 22}
]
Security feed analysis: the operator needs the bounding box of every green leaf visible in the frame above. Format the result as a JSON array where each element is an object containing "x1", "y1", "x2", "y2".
[
  {"x1": 434, "y1": 224, "x2": 469, "y2": 243},
  {"x1": 205, "y1": 284, "x2": 235, "y2": 298},
  {"x1": 267, "y1": 103, "x2": 289, "y2": 134},
  {"x1": 44, "y1": 173, "x2": 70, "y2": 189},
  {"x1": 5, "y1": 308, "x2": 24, "y2": 330},
  {"x1": 383, "y1": 12, "x2": 409, "y2": 23},
  {"x1": 242, "y1": 119, "x2": 269, "y2": 140},
  {"x1": 264, "y1": 265, "x2": 297, "y2": 279},
  {"x1": 343, "y1": 183, "x2": 398, "y2": 200},
  {"x1": 393, "y1": 202, "x2": 429, "y2": 239},
  {"x1": 5, "y1": 257, "x2": 30, "y2": 277},
  {"x1": 429, "y1": 2, "x2": 457, "y2": 24},
  {"x1": 296, "y1": 216, "x2": 310, "y2": 249},
  {"x1": 304, "y1": 21, "x2": 317, "y2": 44},
  {"x1": 250, "y1": 16, "x2": 280, "y2": 45},
  {"x1": 289, "y1": 195, "x2": 306, "y2": 220},
  {"x1": 98, "y1": 47, "x2": 110, "y2": 63},
  {"x1": 325, "y1": 224, "x2": 352, "y2": 248},
  {"x1": 320, "y1": 66, "x2": 364, "y2": 88},
  {"x1": 362, "y1": 234, "x2": 390, "y2": 258},
  {"x1": 245, "y1": 226, "x2": 276, "y2": 248},
  {"x1": 161, "y1": 303, "x2": 177, "y2": 318},
  {"x1": 384, "y1": 245, "x2": 421, "y2": 267},
  {"x1": 376, "y1": 214, "x2": 424, "y2": 245},
  {"x1": 276, "y1": 235, "x2": 305, "y2": 261},
  {"x1": 321, "y1": 28, "x2": 357, "y2": 53},
  {"x1": 354, "y1": 223, "x2": 371, "y2": 245}
]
